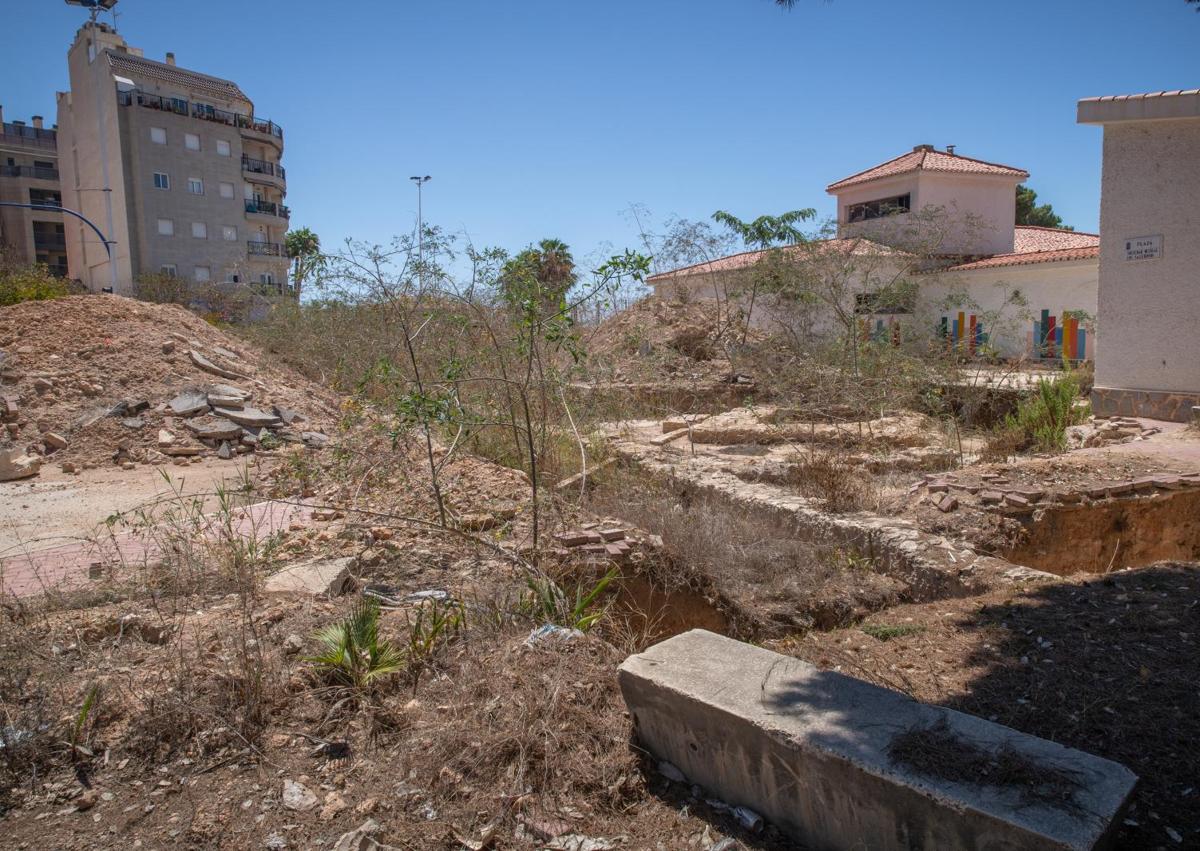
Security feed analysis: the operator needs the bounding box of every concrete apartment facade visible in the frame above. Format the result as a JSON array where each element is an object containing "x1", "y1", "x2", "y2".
[
  {"x1": 1079, "y1": 90, "x2": 1200, "y2": 421},
  {"x1": 0, "y1": 108, "x2": 66, "y2": 275},
  {"x1": 56, "y1": 22, "x2": 289, "y2": 295}
]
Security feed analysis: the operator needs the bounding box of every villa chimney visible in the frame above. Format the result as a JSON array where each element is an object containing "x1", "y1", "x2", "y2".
[
  {"x1": 946, "y1": 144, "x2": 956, "y2": 155},
  {"x1": 0, "y1": 104, "x2": 4, "y2": 125},
  {"x1": 12, "y1": 120, "x2": 25, "y2": 127},
  {"x1": 31, "y1": 116, "x2": 43, "y2": 129},
  {"x1": 165, "y1": 52, "x2": 175, "y2": 66},
  {"x1": 913, "y1": 144, "x2": 935, "y2": 153}
]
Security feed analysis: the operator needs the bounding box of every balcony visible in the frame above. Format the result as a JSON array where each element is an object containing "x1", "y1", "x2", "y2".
[
  {"x1": 247, "y1": 240, "x2": 287, "y2": 258},
  {"x1": 34, "y1": 234, "x2": 67, "y2": 250},
  {"x1": 116, "y1": 90, "x2": 283, "y2": 142},
  {"x1": 0, "y1": 164, "x2": 59, "y2": 180},
  {"x1": 244, "y1": 199, "x2": 290, "y2": 219},
  {"x1": 241, "y1": 155, "x2": 286, "y2": 181},
  {"x1": 1, "y1": 122, "x2": 57, "y2": 150}
]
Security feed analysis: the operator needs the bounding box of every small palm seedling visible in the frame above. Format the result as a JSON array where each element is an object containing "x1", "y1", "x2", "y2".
[
  {"x1": 525, "y1": 567, "x2": 619, "y2": 632},
  {"x1": 305, "y1": 598, "x2": 404, "y2": 691}
]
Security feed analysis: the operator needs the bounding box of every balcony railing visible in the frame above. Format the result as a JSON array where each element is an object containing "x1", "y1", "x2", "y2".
[
  {"x1": 244, "y1": 199, "x2": 290, "y2": 219},
  {"x1": 0, "y1": 165, "x2": 59, "y2": 180},
  {"x1": 45, "y1": 264, "x2": 68, "y2": 278},
  {"x1": 117, "y1": 90, "x2": 283, "y2": 141},
  {"x1": 1, "y1": 122, "x2": 57, "y2": 149},
  {"x1": 34, "y1": 234, "x2": 67, "y2": 250},
  {"x1": 247, "y1": 240, "x2": 287, "y2": 257},
  {"x1": 241, "y1": 155, "x2": 286, "y2": 181}
]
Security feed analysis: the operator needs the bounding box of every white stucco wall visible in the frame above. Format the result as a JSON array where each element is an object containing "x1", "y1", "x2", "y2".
[
  {"x1": 833, "y1": 171, "x2": 1019, "y2": 256},
  {"x1": 1091, "y1": 117, "x2": 1200, "y2": 393},
  {"x1": 920, "y1": 260, "x2": 1098, "y2": 360},
  {"x1": 650, "y1": 256, "x2": 1099, "y2": 362}
]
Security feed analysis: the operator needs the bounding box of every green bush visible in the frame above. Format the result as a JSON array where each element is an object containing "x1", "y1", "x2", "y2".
[
  {"x1": 0, "y1": 261, "x2": 70, "y2": 306},
  {"x1": 995, "y1": 368, "x2": 1090, "y2": 454}
]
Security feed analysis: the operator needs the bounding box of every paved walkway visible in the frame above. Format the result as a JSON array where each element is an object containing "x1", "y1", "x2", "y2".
[{"x1": 0, "y1": 499, "x2": 313, "y2": 598}]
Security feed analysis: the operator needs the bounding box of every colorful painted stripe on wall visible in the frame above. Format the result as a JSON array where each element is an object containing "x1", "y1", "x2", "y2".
[
  {"x1": 858, "y1": 316, "x2": 902, "y2": 346},
  {"x1": 938, "y1": 313, "x2": 987, "y2": 355},
  {"x1": 1029, "y1": 310, "x2": 1091, "y2": 360}
]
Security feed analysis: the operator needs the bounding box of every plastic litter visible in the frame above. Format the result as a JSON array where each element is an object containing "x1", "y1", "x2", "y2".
[{"x1": 524, "y1": 624, "x2": 584, "y2": 646}]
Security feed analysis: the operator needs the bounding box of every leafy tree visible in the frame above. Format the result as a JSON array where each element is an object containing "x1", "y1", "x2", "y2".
[
  {"x1": 284, "y1": 227, "x2": 323, "y2": 301},
  {"x1": 499, "y1": 238, "x2": 578, "y2": 313},
  {"x1": 711, "y1": 208, "x2": 815, "y2": 343},
  {"x1": 1015, "y1": 185, "x2": 1072, "y2": 230}
]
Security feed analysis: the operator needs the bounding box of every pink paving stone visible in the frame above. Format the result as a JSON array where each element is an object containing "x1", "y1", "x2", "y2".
[{"x1": 1, "y1": 500, "x2": 314, "y2": 598}]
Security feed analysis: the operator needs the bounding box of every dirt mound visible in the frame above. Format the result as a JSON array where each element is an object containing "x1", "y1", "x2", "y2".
[
  {"x1": 0, "y1": 295, "x2": 339, "y2": 471},
  {"x1": 582, "y1": 296, "x2": 759, "y2": 382}
]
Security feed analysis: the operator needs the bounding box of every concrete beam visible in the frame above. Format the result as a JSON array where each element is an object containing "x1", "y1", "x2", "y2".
[{"x1": 619, "y1": 630, "x2": 1136, "y2": 851}]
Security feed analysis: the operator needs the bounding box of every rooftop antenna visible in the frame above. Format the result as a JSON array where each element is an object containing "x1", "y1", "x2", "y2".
[{"x1": 64, "y1": 0, "x2": 119, "y2": 27}]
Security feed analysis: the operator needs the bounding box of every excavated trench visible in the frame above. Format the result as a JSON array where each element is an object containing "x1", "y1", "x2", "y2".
[{"x1": 1004, "y1": 489, "x2": 1200, "y2": 575}]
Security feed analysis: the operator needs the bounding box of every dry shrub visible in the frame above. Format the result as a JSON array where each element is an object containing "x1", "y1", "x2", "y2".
[
  {"x1": 400, "y1": 633, "x2": 642, "y2": 832},
  {"x1": 786, "y1": 450, "x2": 869, "y2": 513}
]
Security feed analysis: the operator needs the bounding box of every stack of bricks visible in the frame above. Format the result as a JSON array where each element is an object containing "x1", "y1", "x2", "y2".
[{"x1": 553, "y1": 523, "x2": 636, "y2": 563}]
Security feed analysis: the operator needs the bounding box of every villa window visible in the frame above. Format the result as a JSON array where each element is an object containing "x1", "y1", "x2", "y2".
[
  {"x1": 187, "y1": 177, "x2": 204, "y2": 195},
  {"x1": 153, "y1": 172, "x2": 169, "y2": 190},
  {"x1": 184, "y1": 133, "x2": 201, "y2": 151},
  {"x1": 150, "y1": 127, "x2": 166, "y2": 144},
  {"x1": 847, "y1": 193, "x2": 911, "y2": 223},
  {"x1": 216, "y1": 139, "x2": 231, "y2": 157}
]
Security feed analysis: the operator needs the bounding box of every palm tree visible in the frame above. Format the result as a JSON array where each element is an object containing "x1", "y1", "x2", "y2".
[
  {"x1": 500, "y1": 238, "x2": 578, "y2": 316},
  {"x1": 284, "y1": 227, "x2": 321, "y2": 301}
]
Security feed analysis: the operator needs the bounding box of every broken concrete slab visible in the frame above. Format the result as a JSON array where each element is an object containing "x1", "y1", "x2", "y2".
[
  {"x1": 0, "y1": 446, "x2": 41, "y2": 481},
  {"x1": 188, "y1": 349, "x2": 248, "y2": 381},
  {"x1": 211, "y1": 406, "x2": 281, "y2": 429},
  {"x1": 620, "y1": 629, "x2": 1136, "y2": 851},
  {"x1": 207, "y1": 393, "x2": 245, "y2": 409},
  {"x1": 264, "y1": 557, "x2": 355, "y2": 597},
  {"x1": 42, "y1": 431, "x2": 68, "y2": 451},
  {"x1": 274, "y1": 405, "x2": 306, "y2": 425},
  {"x1": 183, "y1": 416, "x2": 243, "y2": 441},
  {"x1": 167, "y1": 390, "x2": 210, "y2": 417},
  {"x1": 301, "y1": 431, "x2": 329, "y2": 448}
]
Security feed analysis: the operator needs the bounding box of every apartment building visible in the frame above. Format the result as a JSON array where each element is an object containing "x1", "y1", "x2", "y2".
[
  {"x1": 55, "y1": 21, "x2": 289, "y2": 294},
  {"x1": 0, "y1": 108, "x2": 66, "y2": 275}
]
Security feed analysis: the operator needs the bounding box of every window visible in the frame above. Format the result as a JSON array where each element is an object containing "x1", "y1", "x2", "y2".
[
  {"x1": 215, "y1": 140, "x2": 231, "y2": 157},
  {"x1": 157, "y1": 218, "x2": 174, "y2": 236},
  {"x1": 187, "y1": 177, "x2": 203, "y2": 195},
  {"x1": 218, "y1": 181, "x2": 235, "y2": 199},
  {"x1": 225, "y1": 272, "x2": 241, "y2": 283},
  {"x1": 259, "y1": 273, "x2": 275, "y2": 286},
  {"x1": 191, "y1": 221, "x2": 207, "y2": 239},
  {"x1": 847, "y1": 193, "x2": 911, "y2": 223},
  {"x1": 194, "y1": 266, "x2": 211, "y2": 282},
  {"x1": 222, "y1": 225, "x2": 238, "y2": 241},
  {"x1": 160, "y1": 264, "x2": 177, "y2": 277},
  {"x1": 153, "y1": 172, "x2": 169, "y2": 190},
  {"x1": 150, "y1": 127, "x2": 167, "y2": 145},
  {"x1": 184, "y1": 133, "x2": 200, "y2": 151}
]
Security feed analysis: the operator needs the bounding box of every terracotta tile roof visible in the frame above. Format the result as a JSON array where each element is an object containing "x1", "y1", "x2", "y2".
[
  {"x1": 1079, "y1": 89, "x2": 1200, "y2": 104},
  {"x1": 1012, "y1": 226, "x2": 1099, "y2": 253},
  {"x1": 948, "y1": 245, "x2": 1098, "y2": 272},
  {"x1": 647, "y1": 238, "x2": 897, "y2": 282},
  {"x1": 107, "y1": 51, "x2": 250, "y2": 104},
  {"x1": 826, "y1": 147, "x2": 1028, "y2": 192}
]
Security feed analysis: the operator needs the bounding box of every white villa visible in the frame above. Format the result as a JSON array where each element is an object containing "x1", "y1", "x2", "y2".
[{"x1": 648, "y1": 144, "x2": 1100, "y2": 362}]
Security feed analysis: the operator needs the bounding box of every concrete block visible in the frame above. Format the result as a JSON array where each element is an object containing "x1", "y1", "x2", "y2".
[
  {"x1": 265, "y1": 557, "x2": 355, "y2": 597},
  {"x1": 619, "y1": 630, "x2": 1135, "y2": 851}
]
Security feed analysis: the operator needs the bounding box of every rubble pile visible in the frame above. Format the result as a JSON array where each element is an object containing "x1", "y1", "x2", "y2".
[
  {"x1": 1067, "y1": 415, "x2": 1162, "y2": 448},
  {"x1": 583, "y1": 296, "x2": 763, "y2": 383},
  {"x1": 0, "y1": 294, "x2": 338, "y2": 480}
]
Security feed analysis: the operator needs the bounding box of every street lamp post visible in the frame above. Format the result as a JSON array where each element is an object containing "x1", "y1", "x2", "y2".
[{"x1": 409, "y1": 175, "x2": 430, "y2": 288}]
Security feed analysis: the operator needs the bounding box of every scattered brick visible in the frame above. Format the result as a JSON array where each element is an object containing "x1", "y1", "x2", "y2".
[
  {"x1": 936, "y1": 494, "x2": 959, "y2": 513},
  {"x1": 554, "y1": 531, "x2": 594, "y2": 547},
  {"x1": 598, "y1": 528, "x2": 626, "y2": 542},
  {"x1": 1003, "y1": 492, "x2": 1030, "y2": 508},
  {"x1": 980, "y1": 490, "x2": 1003, "y2": 504}
]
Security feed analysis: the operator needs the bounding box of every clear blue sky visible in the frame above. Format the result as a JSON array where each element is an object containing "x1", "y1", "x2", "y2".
[{"x1": 4, "y1": 0, "x2": 1197, "y2": 268}]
